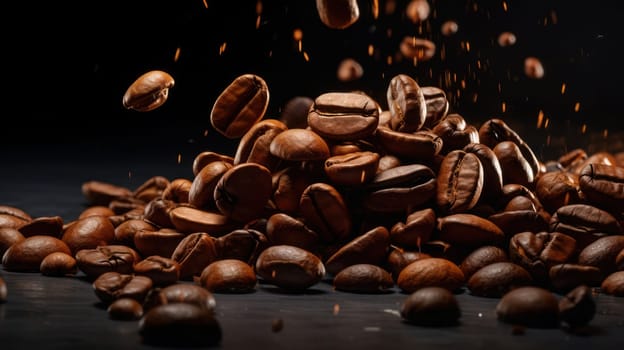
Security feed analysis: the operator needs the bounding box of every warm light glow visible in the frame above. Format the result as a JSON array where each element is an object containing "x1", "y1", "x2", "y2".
[
  {"x1": 298, "y1": 40, "x2": 302, "y2": 52},
  {"x1": 202, "y1": 0, "x2": 208, "y2": 9},
  {"x1": 561, "y1": 83, "x2": 566, "y2": 94},
  {"x1": 387, "y1": 56, "x2": 393, "y2": 65},
  {"x1": 293, "y1": 28, "x2": 303, "y2": 41},
  {"x1": 603, "y1": 129, "x2": 609, "y2": 138},
  {"x1": 177, "y1": 153, "x2": 182, "y2": 164},
  {"x1": 372, "y1": 0, "x2": 379, "y2": 19},
  {"x1": 219, "y1": 42, "x2": 227, "y2": 55},
  {"x1": 368, "y1": 44, "x2": 374, "y2": 56},
  {"x1": 574, "y1": 102, "x2": 580, "y2": 112},
  {"x1": 333, "y1": 304, "x2": 340, "y2": 315},
  {"x1": 502, "y1": 1, "x2": 508, "y2": 11},
  {"x1": 303, "y1": 51, "x2": 310, "y2": 62},
  {"x1": 537, "y1": 110, "x2": 544, "y2": 128},
  {"x1": 544, "y1": 118, "x2": 550, "y2": 128},
  {"x1": 256, "y1": 16, "x2": 261, "y2": 29},
  {"x1": 203, "y1": 129, "x2": 209, "y2": 137},
  {"x1": 581, "y1": 124, "x2": 587, "y2": 133},
  {"x1": 501, "y1": 102, "x2": 506, "y2": 113},
  {"x1": 256, "y1": 0, "x2": 263, "y2": 14},
  {"x1": 173, "y1": 47, "x2": 181, "y2": 62}
]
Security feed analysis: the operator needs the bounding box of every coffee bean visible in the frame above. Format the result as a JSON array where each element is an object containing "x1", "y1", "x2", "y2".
[
  {"x1": 2, "y1": 235, "x2": 71, "y2": 272},
  {"x1": 467, "y1": 262, "x2": 533, "y2": 298},
  {"x1": 436, "y1": 150, "x2": 484, "y2": 214},
  {"x1": 399, "y1": 36, "x2": 436, "y2": 62},
  {"x1": 255, "y1": 245, "x2": 326, "y2": 290},
  {"x1": 308, "y1": 92, "x2": 380, "y2": 140},
  {"x1": 578, "y1": 163, "x2": 624, "y2": 212},
  {"x1": 171, "y1": 232, "x2": 218, "y2": 280},
  {"x1": 122, "y1": 70, "x2": 174, "y2": 112},
  {"x1": 559, "y1": 285, "x2": 596, "y2": 328},
  {"x1": 156, "y1": 284, "x2": 217, "y2": 311},
  {"x1": 548, "y1": 264, "x2": 602, "y2": 292},
  {"x1": 192, "y1": 151, "x2": 234, "y2": 177},
  {"x1": 92, "y1": 271, "x2": 153, "y2": 304},
  {"x1": 108, "y1": 298, "x2": 144, "y2": 320},
  {"x1": 234, "y1": 119, "x2": 288, "y2": 172},
  {"x1": 134, "y1": 255, "x2": 181, "y2": 286},
  {"x1": 315, "y1": 0, "x2": 360, "y2": 29},
  {"x1": 386, "y1": 74, "x2": 426, "y2": 133},
  {"x1": 0, "y1": 227, "x2": 25, "y2": 257},
  {"x1": 390, "y1": 208, "x2": 436, "y2": 249},
  {"x1": 333, "y1": 263, "x2": 394, "y2": 293},
  {"x1": 269, "y1": 128, "x2": 330, "y2": 161},
  {"x1": 75, "y1": 245, "x2": 141, "y2": 279},
  {"x1": 400, "y1": 286, "x2": 461, "y2": 326},
  {"x1": 214, "y1": 163, "x2": 273, "y2": 223},
  {"x1": 577, "y1": 235, "x2": 624, "y2": 277},
  {"x1": 324, "y1": 226, "x2": 390, "y2": 276},
  {"x1": 61, "y1": 215, "x2": 116, "y2": 255},
  {"x1": 40, "y1": 251, "x2": 78, "y2": 277},
  {"x1": 601, "y1": 271, "x2": 624, "y2": 296},
  {"x1": 459, "y1": 245, "x2": 508, "y2": 280},
  {"x1": 397, "y1": 257, "x2": 465, "y2": 293},
  {"x1": 299, "y1": 182, "x2": 352, "y2": 243},
  {"x1": 199, "y1": 259, "x2": 257, "y2": 293},
  {"x1": 496, "y1": 286, "x2": 559, "y2": 328}
]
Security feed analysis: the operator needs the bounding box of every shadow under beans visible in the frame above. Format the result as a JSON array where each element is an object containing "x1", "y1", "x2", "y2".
[
  {"x1": 259, "y1": 285, "x2": 328, "y2": 295},
  {"x1": 561, "y1": 325, "x2": 604, "y2": 337}
]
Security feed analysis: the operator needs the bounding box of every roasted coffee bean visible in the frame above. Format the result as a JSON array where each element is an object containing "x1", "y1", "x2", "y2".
[
  {"x1": 92, "y1": 271, "x2": 153, "y2": 304},
  {"x1": 324, "y1": 151, "x2": 380, "y2": 186},
  {"x1": 122, "y1": 70, "x2": 174, "y2": 112},
  {"x1": 79, "y1": 206, "x2": 116, "y2": 219},
  {"x1": 463, "y1": 142, "x2": 504, "y2": 203},
  {"x1": 494, "y1": 141, "x2": 535, "y2": 188},
  {"x1": 390, "y1": 208, "x2": 436, "y2": 249},
  {"x1": 0, "y1": 213, "x2": 29, "y2": 230},
  {"x1": 108, "y1": 297, "x2": 144, "y2": 320},
  {"x1": 399, "y1": 36, "x2": 436, "y2": 62},
  {"x1": 549, "y1": 204, "x2": 622, "y2": 251},
  {"x1": 0, "y1": 276, "x2": 7, "y2": 303},
  {"x1": 375, "y1": 127, "x2": 443, "y2": 161},
  {"x1": 496, "y1": 286, "x2": 560, "y2": 328},
  {"x1": 168, "y1": 206, "x2": 234, "y2": 236},
  {"x1": 18, "y1": 216, "x2": 63, "y2": 238},
  {"x1": 134, "y1": 256, "x2": 181, "y2": 286},
  {"x1": 559, "y1": 285, "x2": 596, "y2": 328},
  {"x1": 139, "y1": 303, "x2": 222, "y2": 347},
  {"x1": 0, "y1": 227, "x2": 25, "y2": 257},
  {"x1": 142, "y1": 198, "x2": 177, "y2": 228},
  {"x1": 364, "y1": 164, "x2": 436, "y2": 213},
  {"x1": 558, "y1": 148, "x2": 587, "y2": 169},
  {"x1": 385, "y1": 247, "x2": 431, "y2": 282},
  {"x1": 114, "y1": 219, "x2": 157, "y2": 247},
  {"x1": 333, "y1": 264, "x2": 394, "y2": 293},
  {"x1": 133, "y1": 228, "x2": 185, "y2": 258},
  {"x1": 315, "y1": 0, "x2": 360, "y2": 29},
  {"x1": 214, "y1": 229, "x2": 268, "y2": 265},
  {"x1": 508, "y1": 231, "x2": 576, "y2": 285},
  {"x1": 234, "y1": 119, "x2": 288, "y2": 171},
  {"x1": 397, "y1": 257, "x2": 464, "y2": 293},
  {"x1": 161, "y1": 178, "x2": 192, "y2": 204},
  {"x1": 421, "y1": 86, "x2": 449, "y2": 128},
  {"x1": 459, "y1": 245, "x2": 508, "y2": 280},
  {"x1": 81, "y1": 181, "x2": 134, "y2": 207},
  {"x1": 535, "y1": 171, "x2": 580, "y2": 213},
  {"x1": 271, "y1": 165, "x2": 314, "y2": 215},
  {"x1": 61, "y1": 215, "x2": 115, "y2": 255},
  {"x1": 266, "y1": 213, "x2": 319, "y2": 252},
  {"x1": 75, "y1": 245, "x2": 141, "y2": 279},
  {"x1": 436, "y1": 150, "x2": 484, "y2": 214},
  {"x1": 2, "y1": 235, "x2": 71, "y2": 272},
  {"x1": 324, "y1": 226, "x2": 390, "y2": 276},
  {"x1": 601, "y1": 271, "x2": 624, "y2": 296},
  {"x1": 269, "y1": 128, "x2": 330, "y2": 161},
  {"x1": 40, "y1": 252, "x2": 78, "y2": 277},
  {"x1": 308, "y1": 92, "x2": 380, "y2": 141},
  {"x1": 189, "y1": 160, "x2": 233, "y2": 210},
  {"x1": 467, "y1": 262, "x2": 533, "y2": 298},
  {"x1": 386, "y1": 74, "x2": 426, "y2": 133},
  {"x1": 214, "y1": 163, "x2": 273, "y2": 223},
  {"x1": 299, "y1": 182, "x2": 352, "y2": 243},
  {"x1": 548, "y1": 264, "x2": 602, "y2": 292},
  {"x1": 400, "y1": 286, "x2": 460, "y2": 326},
  {"x1": 577, "y1": 235, "x2": 624, "y2": 277},
  {"x1": 192, "y1": 151, "x2": 234, "y2": 177},
  {"x1": 436, "y1": 214, "x2": 505, "y2": 248},
  {"x1": 171, "y1": 232, "x2": 218, "y2": 280},
  {"x1": 336, "y1": 57, "x2": 364, "y2": 82},
  {"x1": 617, "y1": 249, "x2": 624, "y2": 271},
  {"x1": 570, "y1": 151, "x2": 618, "y2": 176},
  {"x1": 0, "y1": 205, "x2": 32, "y2": 221},
  {"x1": 432, "y1": 114, "x2": 479, "y2": 154},
  {"x1": 156, "y1": 283, "x2": 217, "y2": 311},
  {"x1": 578, "y1": 163, "x2": 624, "y2": 212},
  {"x1": 199, "y1": 259, "x2": 257, "y2": 293},
  {"x1": 279, "y1": 96, "x2": 313, "y2": 129},
  {"x1": 488, "y1": 210, "x2": 550, "y2": 240},
  {"x1": 108, "y1": 197, "x2": 145, "y2": 217},
  {"x1": 210, "y1": 73, "x2": 269, "y2": 139},
  {"x1": 255, "y1": 245, "x2": 326, "y2": 290}
]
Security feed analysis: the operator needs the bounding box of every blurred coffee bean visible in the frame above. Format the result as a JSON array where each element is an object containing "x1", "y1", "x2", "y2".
[{"x1": 400, "y1": 286, "x2": 461, "y2": 326}]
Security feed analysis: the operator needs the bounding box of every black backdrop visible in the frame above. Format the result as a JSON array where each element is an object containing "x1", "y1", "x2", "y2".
[{"x1": 5, "y1": 0, "x2": 623, "y2": 159}]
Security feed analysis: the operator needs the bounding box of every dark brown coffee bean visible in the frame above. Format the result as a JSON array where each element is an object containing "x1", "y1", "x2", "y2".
[
  {"x1": 75, "y1": 245, "x2": 141, "y2": 279},
  {"x1": 234, "y1": 119, "x2": 288, "y2": 171},
  {"x1": 333, "y1": 264, "x2": 394, "y2": 293},
  {"x1": 385, "y1": 247, "x2": 431, "y2": 282},
  {"x1": 315, "y1": 0, "x2": 360, "y2": 29},
  {"x1": 377, "y1": 154, "x2": 402, "y2": 173},
  {"x1": 61, "y1": 215, "x2": 115, "y2": 255},
  {"x1": 114, "y1": 219, "x2": 156, "y2": 247},
  {"x1": 214, "y1": 229, "x2": 268, "y2": 265},
  {"x1": 269, "y1": 128, "x2": 330, "y2": 161},
  {"x1": 559, "y1": 285, "x2": 596, "y2": 328},
  {"x1": 40, "y1": 251, "x2": 78, "y2": 277},
  {"x1": 266, "y1": 213, "x2": 319, "y2": 252},
  {"x1": 375, "y1": 127, "x2": 443, "y2": 161},
  {"x1": 463, "y1": 142, "x2": 504, "y2": 203},
  {"x1": 189, "y1": 160, "x2": 232, "y2": 210},
  {"x1": 399, "y1": 36, "x2": 436, "y2": 62},
  {"x1": 192, "y1": 151, "x2": 234, "y2": 177},
  {"x1": 214, "y1": 163, "x2": 272, "y2": 223},
  {"x1": 436, "y1": 213, "x2": 504, "y2": 248},
  {"x1": 436, "y1": 150, "x2": 484, "y2": 214},
  {"x1": 142, "y1": 198, "x2": 176, "y2": 228},
  {"x1": 171, "y1": 232, "x2": 218, "y2": 280},
  {"x1": 535, "y1": 171, "x2": 580, "y2": 213},
  {"x1": 324, "y1": 226, "x2": 390, "y2": 276},
  {"x1": 108, "y1": 197, "x2": 145, "y2": 217},
  {"x1": 467, "y1": 262, "x2": 533, "y2": 297},
  {"x1": 386, "y1": 74, "x2": 427, "y2": 132},
  {"x1": 601, "y1": 271, "x2": 624, "y2": 296},
  {"x1": 299, "y1": 182, "x2": 352, "y2": 243},
  {"x1": 108, "y1": 297, "x2": 144, "y2": 320},
  {"x1": 157, "y1": 283, "x2": 217, "y2": 311},
  {"x1": 0, "y1": 276, "x2": 7, "y2": 303},
  {"x1": 133, "y1": 228, "x2": 185, "y2": 259},
  {"x1": 364, "y1": 164, "x2": 436, "y2": 213},
  {"x1": 570, "y1": 151, "x2": 618, "y2": 176},
  {"x1": 549, "y1": 204, "x2": 622, "y2": 251},
  {"x1": 558, "y1": 148, "x2": 587, "y2": 169},
  {"x1": 132, "y1": 176, "x2": 170, "y2": 202},
  {"x1": 2, "y1": 235, "x2": 71, "y2": 272},
  {"x1": 134, "y1": 255, "x2": 180, "y2": 286},
  {"x1": 617, "y1": 249, "x2": 624, "y2": 271},
  {"x1": 549, "y1": 264, "x2": 602, "y2": 292},
  {"x1": 578, "y1": 163, "x2": 624, "y2": 212},
  {"x1": 308, "y1": 92, "x2": 380, "y2": 140},
  {"x1": 390, "y1": 208, "x2": 436, "y2": 249},
  {"x1": 324, "y1": 151, "x2": 380, "y2": 186},
  {"x1": 271, "y1": 166, "x2": 313, "y2": 215},
  {"x1": 210, "y1": 73, "x2": 269, "y2": 139},
  {"x1": 92, "y1": 271, "x2": 153, "y2": 304},
  {"x1": 161, "y1": 178, "x2": 192, "y2": 204},
  {"x1": 577, "y1": 235, "x2": 624, "y2": 277},
  {"x1": 494, "y1": 141, "x2": 534, "y2": 188},
  {"x1": 279, "y1": 96, "x2": 313, "y2": 129},
  {"x1": 432, "y1": 114, "x2": 479, "y2": 154},
  {"x1": 459, "y1": 245, "x2": 509, "y2": 280},
  {"x1": 0, "y1": 227, "x2": 25, "y2": 257},
  {"x1": 255, "y1": 245, "x2": 326, "y2": 290},
  {"x1": 122, "y1": 70, "x2": 174, "y2": 112},
  {"x1": 168, "y1": 206, "x2": 234, "y2": 236},
  {"x1": 509, "y1": 231, "x2": 576, "y2": 285},
  {"x1": 496, "y1": 286, "x2": 560, "y2": 328},
  {"x1": 488, "y1": 210, "x2": 550, "y2": 239},
  {"x1": 139, "y1": 303, "x2": 222, "y2": 347},
  {"x1": 397, "y1": 257, "x2": 464, "y2": 293},
  {"x1": 16, "y1": 216, "x2": 63, "y2": 238},
  {"x1": 400, "y1": 286, "x2": 460, "y2": 326},
  {"x1": 199, "y1": 259, "x2": 257, "y2": 293},
  {"x1": 421, "y1": 86, "x2": 449, "y2": 128}
]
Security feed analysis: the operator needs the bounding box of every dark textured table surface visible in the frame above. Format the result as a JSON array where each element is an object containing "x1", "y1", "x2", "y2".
[{"x1": 1, "y1": 143, "x2": 623, "y2": 350}]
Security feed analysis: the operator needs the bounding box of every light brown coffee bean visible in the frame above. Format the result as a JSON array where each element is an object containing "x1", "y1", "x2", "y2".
[
  {"x1": 397, "y1": 257, "x2": 465, "y2": 293},
  {"x1": 2, "y1": 235, "x2": 71, "y2": 272},
  {"x1": 399, "y1": 36, "x2": 436, "y2": 62},
  {"x1": 436, "y1": 150, "x2": 484, "y2": 214},
  {"x1": 234, "y1": 119, "x2": 288, "y2": 172},
  {"x1": 535, "y1": 171, "x2": 580, "y2": 213},
  {"x1": 386, "y1": 74, "x2": 426, "y2": 133},
  {"x1": 61, "y1": 215, "x2": 115, "y2": 255},
  {"x1": 161, "y1": 178, "x2": 192, "y2": 204},
  {"x1": 122, "y1": 70, "x2": 174, "y2": 112},
  {"x1": 255, "y1": 245, "x2": 326, "y2": 290},
  {"x1": 15, "y1": 215, "x2": 63, "y2": 238},
  {"x1": 0, "y1": 205, "x2": 32, "y2": 222},
  {"x1": 601, "y1": 271, "x2": 624, "y2": 296},
  {"x1": 308, "y1": 92, "x2": 380, "y2": 141},
  {"x1": 390, "y1": 208, "x2": 436, "y2": 249},
  {"x1": 385, "y1": 247, "x2": 431, "y2": 282},
  {"x1": 0, "y1": 227, "x2": 25, "y2": 257},
  {"x1": 269, "y1": 128, "x2": 330, "y2": 161},
  {"x1": 436, "y1": 213, "x2": 505, "y2": 248},
  {"x1": 192, "y1": 151, "x2": 234, "y2": 177},
  {"x1": 333, "y1": 264, "x2": 394, "y2": 293},
  {"x1": 40, "y1": 251, "x2": 78, "y2": 277},
  {"x1": 210, "y1": 74, "x2": 269, "y2": 139},
  {"x1": 168, "y1": 206, "x2": 234, "y2": 236},
  {"x1": 199, "y1": 259, "x2": 257, "y2": 293}
]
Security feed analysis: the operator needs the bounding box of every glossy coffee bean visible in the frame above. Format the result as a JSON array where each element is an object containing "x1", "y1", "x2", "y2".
[
  {"x1": 299, "y1": 182, "x2": 352, "y2": 243},
  {"x1": 324, "y1": 226, "x2": 390, "y2": 276},
  {"x1": 269, "y1": 128, "x2": 330, "y2": 161},
  {"x1": 496, "y1": 286, "x2": 560, "y2": 328},
  {"x1": 2, "y1": 235, "x2": 71, "y2": 272},
  {"x1": 601, "y1": 271, "x2": 624, "y2": 296},
  {"x1": 189, "y1": 160, "x2": 232, "y2": 210},
  {"x1": 122, "y1": 70, "x2": 174, "y2": 112},
  {"x1": 364, "y1": 164, "x2": 437, "y2": 213},
  {"x1": 18, "y1": 215, "x2": 64, "y2": 238},
  {"x1": 390, "y1": 208, "x2": 436, "y2": 249},
  {"x1": 333, "y1": 264, "x2": 394, "y2": 293},
  {"x1": 548, "y1": 264, "x2": 602, "y2": 292},
  {"x1": 255, "y1": 245, "x2": 326, "y2": 290},
  {"x1": 192, "y1": 151, "x2": 234, "y2": 177},
  {"x1": 400, "y1": 286, "x2": 461, "y2": 326},
  {"x1": 577, "y1": 235, "x2": 624, "y2": 277},
  {"x1": 397, "y1": 257, "x2": 464, "y2": 293},
  {"x1": 266, "y1": 213, "x2": 319, "y2": 252},
  {"x1": 75, "y1": 245, "x2": 141, "y2": 279},
  {"x1": 421, "y1": 86, "x2": 449, "y2": 128},
  {"x1": 467, "y1": 262, "x2": 533, "y2": 298},
  {"x1": 134, "y1": 256, "x2": 181, "y2": 286},
  {"x1": 315, "y1": 0, "x2": 360, "y2": 29},
  {"x1": 61, "y1": 215, "x2": 116, "y2": 255},
  {"x1": 81, "y1": 181, "x2": 134, "y2": 207},
  {"x1": 436, "y1": 150, "x2": 484, "y2": 214},
  {"x1": 459, "y1": 245, "x2": 508, "y2": 280},
  {"x1": 0, "y1": 227, "x2": 25, "y2": 257},
  {"x1": 40, "y1": 251, "x2": 78, "y2": 277},
  {"x1": 171, "y1": 232, "x2": 218, "y2": 280},
  {"x1": 92, "y1": 271, "x2": 153, "y2": 304},
  {"x1": 161, "y1": 178, "x2": 192, "y2": 204},
  {"x1": 155, "y1": 284, "x2": 217, "y2": 311},
  {"x1": 324, "y1": 151, "x2": 380, "y2": 186},
  {"x1": 108, "y1": 298, "x2": 144, "y2": 320},
  {"x1": 559, "y1": 285, "x2": 596, "y2": 328},
  {"x1": 578, "y1": 163, "x2": 624, "y2": 212},
  {"x1": 436, "y1": 214, "x2": 504, "y2": 248},
  {"x1": 210, "y1": 73, "x2": 269, "y2": 139},
  {"x1": 234, "y1": 119, "x2": 287, "y2": 172},
  {"x1": 214, "y1": 163, "x2": 273, "y2": 223},
  {"x1": 308, "y1": 92, "x2": 380, "y2": 141},
  {"x1": 199, "y1": 259, "x2": 257, "y2": 293},
  {"x1": 133, "y1": 228, "x2": 185, "y2": 259},
  {"x1": 214, "y1": 229, "x2": 268, "y2": 265}
]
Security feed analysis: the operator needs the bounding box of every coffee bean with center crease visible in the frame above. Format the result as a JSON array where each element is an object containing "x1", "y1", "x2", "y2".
[
  {"x1": 390, "y1": 208, "x2": 436, "y2": 249},
  {"x1": 133, "y1": 255, "x2": 180, "y2": 287},
  {"x1": 133, "y1": 228, "x2": 185, "y2": 259},
  {"x1": 324, "y1": 151, "x2": 380, "y2": 187},
  {"x1": 234, "y1": 119, "x2": 288, "y2": 172},
  {"x1": 171, "y1": 232, "x2": 218, "y2": 281},
  {"x1": 436, "y1": 150, "x2": 484, "y2": 214},
  {"x1": 299, "y1": 182, "x2": 352, "y2": 243},
  {"x1": 421, "y1": 86, "x2": 449, "y2": 129},
  {"x1": 18, "y1": 215, "x2": 64, "y2": 238},
  {"x1": 549, "y1": 203, "x2": 622, "y2": 252},
  {"x1": 210, "y1": 73, "x2": 269, "y2": 139},
  {"x1": 375, "y1": 126, "x2": 443, "y2": 162},
  {"x1": 75, "y1": 245, "x2": 141, "y2": 279},
  {"x1": 308, "y1": 92, "x2": 380, "y2": 141},
  {"x1": 463, "y1": 142, "x2": 504, "y2": 202},
  {"x1": 559, "y1": 285, "x2": 596, "y2": 328},
  {"x1": 534, "y1": 171, "x2": 580, "y2": 214},
  {"x1": 92, "y1": 271, "x2": 153, "y2": 305},
  {"x1": 324, "y1": 226, "x2": 390, "y2": 276},
  {"x1": 266, "y1": 213, "x2": 319, "y2": 252},
  {"x1": 255, "y1": 245, "x2": 326, "y2": 290},
  {"x1": 386, "y1": 74, "x2": 426, "y2": 132},
  {"x1": 214, "y1": 163, "x2": 273, "y2": 223},
  {"x1": 122, "y1": 70, "x2": 174, "y2": 112},
  {"x1": 578, "y1": 163, "x2": 624, "y2": 212}
]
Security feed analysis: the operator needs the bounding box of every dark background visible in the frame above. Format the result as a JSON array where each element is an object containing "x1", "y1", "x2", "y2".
[{"x1": 5, "y1": 0, "x2": 623, "y2": 160}]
